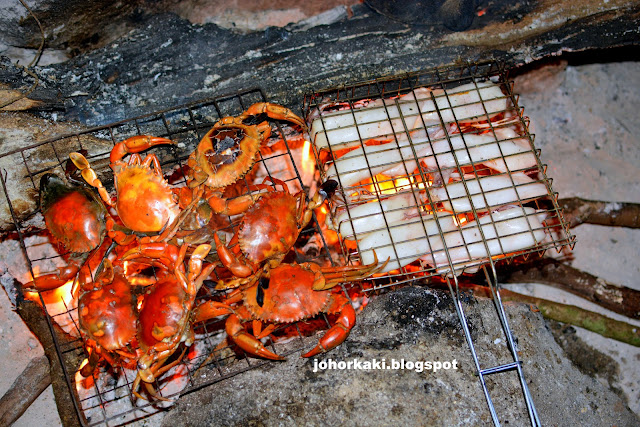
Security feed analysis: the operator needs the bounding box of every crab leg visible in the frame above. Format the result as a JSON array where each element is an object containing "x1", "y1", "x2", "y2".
[
  {"x1": 225, "y1": 313, "x2": 285, "y2": 361},
  {"x1": 109, "y1": 135, "x2": 174, "y2": 163},
  {"x1": 302, "y1": 296, "x2": 356, "y2": 358},
  {"x1": 312, "y1": 252, "x2": 387, "y2": 291},
  {"x1": 69, "y1": 152, "x2": 114, "y2": 208},
  {"x1": 133, "y1": 347, "x2": 187, "y2": 401},
  {"x1": 253, "y1": 322, "x2": 277, "y2": 340}
]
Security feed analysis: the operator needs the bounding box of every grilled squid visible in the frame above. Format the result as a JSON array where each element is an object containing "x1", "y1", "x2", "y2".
[
  {"x1": 326, "y1": 127, "x2": 538, "y2": 191},
  {"x1": 310, "y1": 81, "x2": 508, "y2": 151},
  {"x1": 429, "y1": 172, "x2": 548, "y2": 214},
  {"x1": 358, "y1": 206, "x2": 548, "y2": 274},
  {"x1": 330, "y1": 191, "x2": 423, "y2": 239}
]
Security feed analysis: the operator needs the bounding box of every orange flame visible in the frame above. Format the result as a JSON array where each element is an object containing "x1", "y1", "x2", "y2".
[
  {"x1": 300, "y1": 140, "x2": 316, "y2": 184},
  {"x1": 371, "y1": 175, "x2": 416, "y2": 195},
  {"x1": 52, "y1": 279, "x2": 76, "y2": 307},
  {"x1": 302, "y1": 140, "x2": 313, "y2": 171},
  {"x1": 25, "y1": 277, "x2": 75, "y2": 305},
  {"x1": 78, "y1": 358, "x2": 89, "y2": 371}
]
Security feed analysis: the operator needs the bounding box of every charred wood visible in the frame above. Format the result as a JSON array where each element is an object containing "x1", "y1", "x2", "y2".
[
  {"x1": 0, "y1": 2, "x2": 638, "y2": 124},
  {"x1": 497, "y1": 258, "x2": 640, "y2": 320},
  {"x1": 558, "y1": 197, "x2": 640, "y2": 229}
]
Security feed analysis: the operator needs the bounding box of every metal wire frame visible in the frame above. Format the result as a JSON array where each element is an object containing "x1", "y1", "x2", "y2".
[
  {"x1": 303, "y1": 60, "x2": 576, "y2": 426},
  {"x1": 0, "y1": 88, "x2": 355, "y2": 426}
]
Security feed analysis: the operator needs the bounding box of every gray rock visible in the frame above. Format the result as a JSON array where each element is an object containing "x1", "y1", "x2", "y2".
[{"x1": 162, "y1": 286, "x2": 638, "y2": 426}]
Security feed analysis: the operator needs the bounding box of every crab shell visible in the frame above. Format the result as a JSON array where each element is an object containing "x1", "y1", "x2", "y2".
[
  {"x1": 78, "y1": 263, "x2": 138, "y2": 352},
  {"x1": 40, "y1": 174, "x2": 107, "y2": 253},
  {"x1": 113, "y1": 164, "x2": 181, "y2": 233},
  {"x1": 238, "y1": 191, "x2": 299, "y2": 264},
  {"x1": 137, "y1": 275, "x2": 191, "y2": 351},
  {"x1": 242, "y1": 263, "x2": 330, "y2": 323},
  {"x1": 187, "y1": 123, "x2": 263, "y2": 190}
]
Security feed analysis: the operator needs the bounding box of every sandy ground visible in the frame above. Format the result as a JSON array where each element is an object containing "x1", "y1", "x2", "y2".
[{"x1": 1, "y1": 59, "x2": 638, "y2": 426}]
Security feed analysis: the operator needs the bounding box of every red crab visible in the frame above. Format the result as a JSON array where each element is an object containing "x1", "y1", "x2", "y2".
[
  {"x1": 187, "y1": 102, "x2": 307, "y2": 216},
  {"x1": 77, "y1": 257, "x2": 140, "y2": 378},
  {"x1": 212, "y1": 177, "x2": 333, "y2": 288},
  {"x1": 24, "y1": 173, "x2": 114, "y2": 292},
  {"x1": 70, "y1": 135, "x2": 197, "y2": 242},
  {"x1": 193, "y1": 261, "x2": 383, "y2": 360},
  {"x1": 127, "y1": 242, "x2": 215, "y2": 400},
  {"x1": 40, "y1": 173, "x2": 107, "y2": 253}
]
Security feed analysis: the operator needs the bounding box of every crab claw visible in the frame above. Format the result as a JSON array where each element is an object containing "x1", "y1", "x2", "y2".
[
  {"x1": 226, "y1": 314, "x2": 285, "y2": 361},
  {"x1": 244, "y1": 102, "x2": 307, "y2": 131},
  {"x1": 110, "y1": 135, "x2": 174, "y2": 163},
  {"x1": 302, "y1": 297, "x2": 356, "y2": 358},
  {"x1": 213, "y1": 233, "x2": 255, "y2": 278}
]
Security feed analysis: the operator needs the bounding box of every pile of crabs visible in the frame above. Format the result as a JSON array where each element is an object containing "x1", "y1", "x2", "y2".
[{"x1": 26, "y1": 103, "x2": 384, "y2": 401}]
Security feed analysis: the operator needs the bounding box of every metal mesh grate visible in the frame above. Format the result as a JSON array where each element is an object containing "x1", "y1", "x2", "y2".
[
  {"x1": 304, "y1": 61, "x2": 574, "y2": 289},
  {"x1": 0, "y1": 88, "x2": 355, "y2": 426},
  {"x1": 303, "y1": 60, "x2": 576, "y2": 426}
]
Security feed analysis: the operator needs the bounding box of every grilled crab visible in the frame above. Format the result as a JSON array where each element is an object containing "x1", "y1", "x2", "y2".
[
  {"x1": 126, "y1": 242, "x2": 215, "y2": 400},
  {"x1": 193, "y1": 261, "x2": 383, "y2": 360},
  {"x1": 40, "y1": 173, "x2": 107, "y2": 253},
  {"x1": 78, "y1": 257, "x2": 140, "y2": 378},
  {"x1": 186, "y1": 102, "x2": 307, "y2": 216},
  {"x1": 70, "y1": 135, "x2": 195, "y2": 242},
  {"x1": 24, "y1": 173, "x2": 111, "y2": 292},
  {"x1": 212, "y1": 177, "x2": 338, "y2": 288}
]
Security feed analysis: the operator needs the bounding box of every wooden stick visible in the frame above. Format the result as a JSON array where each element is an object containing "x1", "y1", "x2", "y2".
[
  {"x1": 469, "y1": 285, "x2": 640, "y2": 347},
  {"x1": 0, "y1": 355, "x2": 51, "y2": 426},
  {"x1": 558, "y1": 197, "x2": 640, "y2": 229},
  {"x1": 16, "y1": 297, "x2": 84, "y2": 427},
  {"x1": 497, "y1": 258, "x2": 640, "y2": 320}
]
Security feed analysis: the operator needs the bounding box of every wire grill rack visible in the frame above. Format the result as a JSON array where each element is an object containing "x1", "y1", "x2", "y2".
[
  {"x1": 303, "y1": 60, "x2": 575, "y2": 426},
  {"x1": 0, "y1": 88, "x2": 353, "y2": 426}
]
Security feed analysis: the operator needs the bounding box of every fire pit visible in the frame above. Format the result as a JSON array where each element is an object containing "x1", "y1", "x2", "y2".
[
  {"x1": 1, "y1": 1, "x2": 639, "y2": 426},
  {"x1": 0, "y1": 60, "x2": 579, "y2": 426}
]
